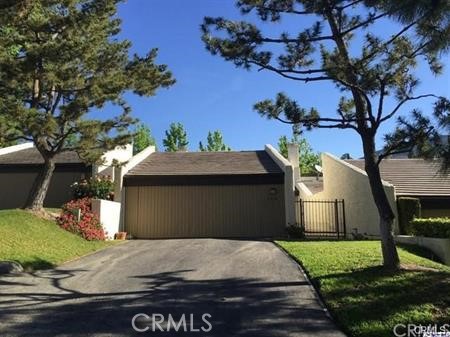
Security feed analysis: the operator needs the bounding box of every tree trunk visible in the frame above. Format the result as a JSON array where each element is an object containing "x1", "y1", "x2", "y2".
[
  {"x1": 361, "y1": 133, "x2": 400, "y2": 270},
  {"x1": 322, "y1": 4, "x2": 400, "y2": 270},
  {"x1": 25, "y1": 158, "x2": 56, "y2": 211}
]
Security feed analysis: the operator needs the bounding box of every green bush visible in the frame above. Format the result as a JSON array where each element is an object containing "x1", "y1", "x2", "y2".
[
  {"x1": 397, "y1": 197, "x2": 421, "y2": 234},
  {"x1": 71, "y1": 175, "x2": 114, "y2": 200},
  {"x1": 411, "y1": 218, "x2": 450, "y2": 239},
  {"x1": 286, "y1": 224, "x2": 305, "y2": 238}
]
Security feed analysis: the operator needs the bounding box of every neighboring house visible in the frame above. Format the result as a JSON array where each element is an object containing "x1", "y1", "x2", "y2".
[
  {"x1": 346, "y1": 159, "x2": 450, "y2": 218},
  {"x1": 298, "y1": 153, "x2": 450, "y2": 237},
  {"x1": 119, "y1": 145, "x2": 296, "y2": 239},
  {"x1": 0, "y1": 143, "x2": 132, "y2": 209}
]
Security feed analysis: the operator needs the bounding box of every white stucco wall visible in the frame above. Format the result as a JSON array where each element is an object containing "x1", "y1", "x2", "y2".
[
  {"x1": 395, "y1": 235, "x2": 450, "y2": 266},
  {"x1": 93, "y1": 144, "x2": 134, "y2": 178},
  {"x1": 91, "y1": 199, "x2": 121, "y2": 239},
  {"x1": 303, "y1": 153, "x2": 397, "y2": 237},
  {"x1": 0, "y1": 142, "x2": 34, "y2": 155},
  {"x1": 265, "y1": 144, "x2": 296, "y2": 227}
]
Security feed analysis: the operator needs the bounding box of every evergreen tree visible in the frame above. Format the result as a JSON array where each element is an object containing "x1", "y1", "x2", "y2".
[
  {"x1": 0, "y1": 0, "x2": 174, "y2": 210},
  {"x1": 278, "y1": 135, "x2": 320, "y2": 176},
  {"x1": 199, "y1": 130, "x2": 231, "y2": 151},
  {"x1": 133, "y1": 123, "x2": 156, "y2": 154},
  {"x1": 202, "y1": 0, "x2": 450, "y2": 269},
  {"x1": 163, "y1": 122, "x2": 189, "y2": 152}
]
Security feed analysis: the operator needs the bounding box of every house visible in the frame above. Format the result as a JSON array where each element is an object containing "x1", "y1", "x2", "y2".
[
  {"x1": 115, "y1": 145, "x2": 296, "y2": 239},
  {"x1": 346, "y1": 159, "x2": 450, "y2": 218},
  {"x1": 0, "y1": 143, "x2": 133, "y2": 209},
  {"x1": 298, "y1": 153, "x2": 450, "y2": 237}
]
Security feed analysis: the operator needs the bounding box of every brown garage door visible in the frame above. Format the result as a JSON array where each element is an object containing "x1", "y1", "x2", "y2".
[{"x1": 125, "y1": 184, "x2": 285, "y2": 238}]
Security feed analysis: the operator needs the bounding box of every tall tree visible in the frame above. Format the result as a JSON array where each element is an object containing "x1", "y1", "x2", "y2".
[
  {"x1": 278, "y1": 135, "x2": 320, "y2": 176},
  {"x1": 133, "y1": 123, "x2": 156, "y2": 154},
  {"x1": 199, "y1": 130, "x2": 231, "y2": 151},
  {"x1": 163, "y1": 122, "x2": 189, "y2": 152},
  {"x1": 0, "y1": 0, "x2": 174, "y2": 210},
  {"x1": 202, "y1": 0, "x2": 450, "y2": 269}
]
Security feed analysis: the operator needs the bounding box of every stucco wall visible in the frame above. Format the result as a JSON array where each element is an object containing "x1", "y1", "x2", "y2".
[
  {"x1": 0, "y1": 167, "x2": 89, "y2": 209},
  {"x1": 302, "y1": 153, "x2": 397, "y2": 237},
  {"x1": 395, "y1": 235, "x2": 450, "y2": 266},
  {"x1": 93, "y1": 144, "x2": 133, "y2": 179},
  {"x1": 92, "y1": 199, "x2": 121, "y2": 239}
]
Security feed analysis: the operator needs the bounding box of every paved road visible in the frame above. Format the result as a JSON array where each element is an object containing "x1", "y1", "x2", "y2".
[{"x1": 0, "y1": 239, "x2": 345, "y2": 337}]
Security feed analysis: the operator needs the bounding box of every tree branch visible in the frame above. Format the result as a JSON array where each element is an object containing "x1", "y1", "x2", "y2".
[
  {"x1": 248, "y1": 60, "x2": 332, "y2": 82},
  {"x1": 341, "y1": 11, "x2": 392, "y2": 36},
  {"x1": 271, "y1": 115, "x2": 361, "y2": 131},
  {"x1": 261, "y1": 35, "x2": 333, "y2": 43},
  {"x1": 376, "y1": 79, "x2": 386, "y2": 124},
  {"x1": 379, "y1": 94, "x2": 439, "y2": 123}
]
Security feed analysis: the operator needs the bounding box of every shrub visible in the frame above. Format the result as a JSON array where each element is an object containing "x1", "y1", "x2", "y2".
[
  {"x1": 57, "y1": 198, "x2": 106, "y2": 240},
  {"x1": 410, "y1": 218, "x2": 450, "y2": 239},
  {"x1": 287, "y1": 224, "x2": 305, "y2": 238},
  {"x1": 71, "y1": 175, "x2": 114, "y2": 200},
  {"x1": 397, "y1": 197, "x2": 421, "y2": 234}
]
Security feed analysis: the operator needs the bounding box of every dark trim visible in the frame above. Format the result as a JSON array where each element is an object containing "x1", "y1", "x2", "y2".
[
  {"x1": 0, "y1": 163, "x2": 91, "y2": 173},
  {"x1": 419, "y1": 196, "x2": 450, "y2": 209},
  {"x1": 124, "y1": 173, "x2": 284, "y2": 186}
]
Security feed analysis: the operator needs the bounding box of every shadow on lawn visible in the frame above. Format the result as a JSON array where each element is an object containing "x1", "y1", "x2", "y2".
[
  {"x1": 313, "y1": 266, "x2": 450, "y2": 337},
  {"x1": 0, "y1": 269, "x2": 338, "y2": 337},
  {"x1": 20, "y1": 258, "x2": 55, "y2": 271}
]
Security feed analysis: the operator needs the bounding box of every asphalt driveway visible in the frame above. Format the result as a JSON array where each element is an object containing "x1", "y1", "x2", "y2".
[{"x1": 0, "y1": 239, "x2": 345, "y2": 337}]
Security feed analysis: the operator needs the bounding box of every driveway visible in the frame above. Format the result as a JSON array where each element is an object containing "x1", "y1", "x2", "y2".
[{"x1": 0, "y1": 239, "x2": 345, "y2": 337}]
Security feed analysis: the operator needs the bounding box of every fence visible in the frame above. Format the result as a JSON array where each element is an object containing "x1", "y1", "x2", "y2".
[{"x1": 296, "y1": 199, "x2": 346, "y2": 238}]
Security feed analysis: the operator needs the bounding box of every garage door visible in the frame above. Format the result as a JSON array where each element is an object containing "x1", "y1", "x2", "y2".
[{"x1": 124, "y1": 184, "x2": 285, "y2": 238}]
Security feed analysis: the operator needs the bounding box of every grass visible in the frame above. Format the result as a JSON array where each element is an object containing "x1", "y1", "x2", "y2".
[
  {"x1": 277, "y1": 240, "x2": 450, "y2": 337},
  {"x1": 0, "y1": 209, "x2": 117, "y2": 270}
]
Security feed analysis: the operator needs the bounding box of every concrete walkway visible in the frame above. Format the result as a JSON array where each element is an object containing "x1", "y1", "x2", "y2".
[{"x1": 0, "y1": 239, "x2": 345, "y2": 336}]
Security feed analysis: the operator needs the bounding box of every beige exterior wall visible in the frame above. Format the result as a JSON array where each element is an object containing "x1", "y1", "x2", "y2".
[
  {"x1": 0, "y1": 169, "x2": 88, "y2": 209},
  {"x1": 301, "y1": 153, "x2": 397, "y2": 237},
  {"x1": 125, "y1": 184, "x2": 285, "y2": 238}
]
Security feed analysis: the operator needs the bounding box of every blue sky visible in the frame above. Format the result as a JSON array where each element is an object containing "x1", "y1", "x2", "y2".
[{"x1": 109, "y1": 0, "x2": 450, "y2": 157}]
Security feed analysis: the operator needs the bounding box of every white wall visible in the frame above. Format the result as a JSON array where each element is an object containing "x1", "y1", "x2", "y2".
[
  {"x1": 93, "y1": 144, "x2": 134, "y2": 178},
  {"x1": 265, "y1": 144, "x2": 296, "y2": 227},
  {"x1": 91, "y1": 199, "x2": 121, "y2": 239},
  {"x1": 396, "y1": 235, "x2": 450, "y2": 266},
  {"x1": 0, "y1": 142, "x2": 34, "y2": 155},
  {"x1": 302, "y1": 153, "x2": 397, "y2": 237}
]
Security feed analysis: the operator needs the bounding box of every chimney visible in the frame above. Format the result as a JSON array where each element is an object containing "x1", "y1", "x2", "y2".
[{"x1": 287, "y1": 143, "x2": 300, "y2": 182}]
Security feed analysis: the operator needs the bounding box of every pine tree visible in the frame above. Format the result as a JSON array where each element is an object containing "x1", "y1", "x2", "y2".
[
  {"x1": 201, "y1": 0, "x2": 450, "y2": 269},
  {"x1": 163, "y1": 123, "x2": 189, "y2": 152},
  {"x1": 133, "y1": 123, "x2": 156, "y2": 154},
  {"x1": 199, "y1": 130, "x2": 231, "y2": 151},
  {"x1": 0, "y1": 0, "x2": 174, "y2": 210}
]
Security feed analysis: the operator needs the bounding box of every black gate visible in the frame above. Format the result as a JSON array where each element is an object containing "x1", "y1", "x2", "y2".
[{"x1": 296, "y1": 199, "x2": 346, "y2": 238}]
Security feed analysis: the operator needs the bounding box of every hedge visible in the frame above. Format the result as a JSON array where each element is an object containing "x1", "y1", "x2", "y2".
[
  {"x1": 411, "y1": 218, "x2": 450, "y2": 239},
  {"x1": 397, "y1": 197, "x2": 421, "y2": 234}
]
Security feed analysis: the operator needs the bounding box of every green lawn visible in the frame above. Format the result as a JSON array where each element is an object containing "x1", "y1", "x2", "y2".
[
  {"x1": 277, "y1": 240, "x2": 450, "y2": 337},
  {"x1": 0, "y1": 209, "x2": 117, "y2": 270}
]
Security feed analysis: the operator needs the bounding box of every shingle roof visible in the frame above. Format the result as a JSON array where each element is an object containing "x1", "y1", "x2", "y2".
[
  {"x1": 346, "y1": 159, "x2": 450, "y2": 196},
  {"x1": 126, "y1": 151, "x2": 283, "y2": 176},
  {"x1": 0, "y1": 147, "x2": 84, "y2": 165}
]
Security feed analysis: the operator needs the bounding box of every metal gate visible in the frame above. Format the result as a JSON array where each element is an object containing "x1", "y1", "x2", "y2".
[{"x1": 296, "y1": 199, "x2": 346, "y2": 238}]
